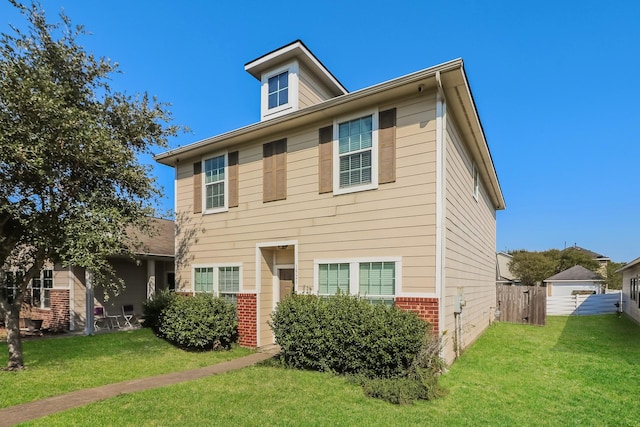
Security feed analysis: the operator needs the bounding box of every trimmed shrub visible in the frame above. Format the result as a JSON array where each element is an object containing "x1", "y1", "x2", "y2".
[
  {"x1": 142, "y1": 289, "x2": 176, "y2": 334},
  {"x1": 159, "y1": 293, "x2": 238, "y2": 351},
  {"x1": 269, "y1": 293, "x2": 429, "y2": 378}
]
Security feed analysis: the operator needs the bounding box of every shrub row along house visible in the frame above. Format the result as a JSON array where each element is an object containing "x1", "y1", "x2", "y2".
[{"x1": 155, "y1": 41, "x2": 505, "y2": 363}]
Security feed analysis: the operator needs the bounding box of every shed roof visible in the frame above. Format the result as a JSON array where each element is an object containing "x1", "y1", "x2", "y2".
[{"x1": 544, "y1": 265, "x2": 603, "y2": 282}]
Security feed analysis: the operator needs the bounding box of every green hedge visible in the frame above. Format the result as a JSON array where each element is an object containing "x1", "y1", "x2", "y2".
[
  {"x1": 269, "y1": 293, "x2": 429, "y2": 378},
  {"x1": 142, "y1": 290, "x2": 176, "y2": 334},
  {"x1": 159, "y1": 293, "x2": 238, "y2": 351}
]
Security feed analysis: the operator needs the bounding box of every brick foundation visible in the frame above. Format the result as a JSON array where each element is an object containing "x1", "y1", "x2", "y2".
[
  {"x1": 19, "y1": 289, "x2": 70, "y2": 331},
  {"x1": 395, "y1": 297, "x2": 439, "y2": 333},
  {"x1": 237, "y1": 293, "x2": 257, "y2": 347}
]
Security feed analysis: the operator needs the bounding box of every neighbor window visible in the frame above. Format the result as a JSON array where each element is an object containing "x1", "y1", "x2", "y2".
[
  {"x1": 1, "y1": 271, "x2": 21, "y2": 304},
  {"x1": 268, "y1": 71, "x2": 288, "y2": 109},
  {"x1": 32, "y1": 269, "x2": 53, "y2": 309},
  {"x1": 315, "y1": 258, "x2": 400, "y2": 305},
  {"x1": 631, "y1": 277, "x2": 638, "y2": 302},
  {"x1": 193, "y1": 265, "x2": 241, "y2": 305},
  {"x1": 204, "y1": 154, "x2": 226, "y2": 211}
]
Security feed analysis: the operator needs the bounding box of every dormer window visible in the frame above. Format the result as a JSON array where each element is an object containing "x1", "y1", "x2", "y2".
[
  {"x1": 268, "y1": 71, "x2": 288, "y2": 109},
  {"x1": 260, "y1": 62, "x2": 299, "y2": 120}
]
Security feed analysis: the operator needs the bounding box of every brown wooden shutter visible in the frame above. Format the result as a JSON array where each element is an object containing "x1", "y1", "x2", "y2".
[
  {"x1": 263, "y1": 139, "x2": 287, "y2": 202},
  {"x1": 274, "y1": 139, "x2": 287, "y2": 201},
  {"x1": 318, "y1": 125, "x2": 333, "y2": 193},
  {"x1": 193, "y1": 162, "x2": 202, "y2": 214},
  {"x1": 263, "y1": 142, "x2": 275, "y2": 202},
  {"x1": 228, "y1": 151, "x2": 239, "y2": 208},
  {"x1": 378, "y1": 108, "x2": 396, "y2": 184}
]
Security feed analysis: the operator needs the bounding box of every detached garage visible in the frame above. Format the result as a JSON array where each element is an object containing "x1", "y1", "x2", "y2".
[{"x1": 544, "y1": 265, "x2": 604, "y2": 297}]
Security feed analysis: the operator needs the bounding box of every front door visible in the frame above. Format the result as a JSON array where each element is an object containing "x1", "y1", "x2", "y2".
[{"x1": 279, "y1": 268, "x2": 294, "y2": 301}]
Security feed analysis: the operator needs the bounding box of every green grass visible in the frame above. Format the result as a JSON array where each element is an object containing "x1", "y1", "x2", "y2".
[
  {"x1": 9, "y1": 315, "x2": 640, "y2": 426},
  {"x1": 18, "y1": 316, "x2": 640, "y2": 426},
  {"x1": 0, "y1": 328, "x2": 252, "y2": 408}
]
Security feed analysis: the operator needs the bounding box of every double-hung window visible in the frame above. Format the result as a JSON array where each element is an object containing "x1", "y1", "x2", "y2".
[
  {"x1": 204, "y1": 154, "x2": 226, "y2": 212},
  {"x1": 1, "y1": 271, "x2": 21, "y2": 304},
  {"x1": 318, "y1": 263, "x2": 350, "y2": 297},
  {"x1": 218, "y1": 266, "x2": 240, "y2": 304},
  {"x1": 193, "y1": 265, "x2": 241, "y2": 305},
  {"x1": 334, "y1": 111, "x2": 378, "y2": 194},
  {"x1": 32, "y1": 269, "x2": 53, "y2": 309},
  {"x1": 315, "y1": 258, "x2": 400, "y2": 305},
  {"x1": 268, "y1": 72, "x2": 288, "y2": 109},
  {"x1": 359, "y1": 262, "x2": 395, "y2": 306},
  {"x1": 260, "y1": 62, "x2": 299, "y2": 120}
]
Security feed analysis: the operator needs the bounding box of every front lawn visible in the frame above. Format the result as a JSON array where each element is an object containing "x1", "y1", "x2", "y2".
[
  {"x1": 0, "y1": 328, "x2": 252, "y2": 408},
  {"x1": 19, "y1": 314, "x2": 640, "y2": 426}
]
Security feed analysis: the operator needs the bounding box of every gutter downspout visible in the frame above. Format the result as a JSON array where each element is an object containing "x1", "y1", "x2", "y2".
[{"x1": 435, "y1": 71, "x2": 447, "y2": 359}]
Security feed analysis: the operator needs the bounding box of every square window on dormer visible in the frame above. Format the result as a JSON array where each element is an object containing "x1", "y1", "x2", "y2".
[
  {"x1": 260, "y1": 61, "x2": 299, "y2": 120},
  {"x1": 268, "y1": 72, "x2": 289, "y2": 109}
]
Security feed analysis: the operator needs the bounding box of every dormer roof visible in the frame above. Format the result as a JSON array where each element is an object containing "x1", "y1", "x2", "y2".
[{"x1": 244, "y1": 40, "x2": 348, "y2": 98}]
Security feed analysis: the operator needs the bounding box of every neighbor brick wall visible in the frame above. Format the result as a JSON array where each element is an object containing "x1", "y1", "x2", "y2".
[
  {"x1": 395, "y1": 297, "x2": 439, "y2": 332},
  {"x1": 237, "y1": 293, "x2": 257, "y2": 347},
  {"x1": 20, "y1": 289, "x2": 70, "y2": 331}
]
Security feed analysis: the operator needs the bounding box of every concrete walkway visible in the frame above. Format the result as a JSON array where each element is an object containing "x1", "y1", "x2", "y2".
[{"x1": 0, "y1": 349, "x2": 276, "y2": 426}]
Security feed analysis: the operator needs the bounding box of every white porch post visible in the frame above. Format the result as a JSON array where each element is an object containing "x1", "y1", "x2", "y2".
[
  {"x1": 146, "y1": 259, "x2": 156, "y2": 299},
  {"x1": 84, "y1": 269, "x2": 94, "y2": 335}
]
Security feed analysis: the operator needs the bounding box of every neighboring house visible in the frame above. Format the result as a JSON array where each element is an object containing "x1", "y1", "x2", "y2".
[
  {"x1": 155, "y1": 40, "x2": 505, "y2": 363},
  {"x1": 617, "y1": 257, "x2": 640, "y2": 323},
  {"x1": 6, "y1": 218, "x2": 175, "y2": 332},
  {"x1": 565, "y1": 245, "x2": 610, "y2": 276},
  {"x1": 544, "y1": 265, "x2": 604, "y2": 297},
  {"x1": 496, "y1": 252, "x2": 517, "y2": 284}
]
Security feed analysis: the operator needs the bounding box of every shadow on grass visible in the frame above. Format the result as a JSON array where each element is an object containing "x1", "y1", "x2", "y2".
[{"x1": 552, "y1": 314, "x2": 640, "y2": 364}]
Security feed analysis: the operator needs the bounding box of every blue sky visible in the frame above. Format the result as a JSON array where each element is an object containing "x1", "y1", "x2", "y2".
[{"x1": 2, "y1": 1, "x2": 639, "y2": 262}]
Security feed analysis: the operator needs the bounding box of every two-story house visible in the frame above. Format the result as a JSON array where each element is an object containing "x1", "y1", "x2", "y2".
[{"x1": 155, "y1": 41, "x2": 505, "y2": 363}]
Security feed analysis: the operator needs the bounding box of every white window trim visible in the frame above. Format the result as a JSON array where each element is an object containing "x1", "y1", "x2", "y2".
[
  {"x1": 333, "y1": 109, "x2": 379, "y2": 195},
  {"x1": 30, "y1": 269, "x2": 54, "y2": 309},
  {"x1": 260, "y1": 61, "x2": 299, "y2": 121},
  {"x1": 192, "y1": 263, "x2": 243, "y2": 296},
  {"x1": 202, "y1": 151, "x2": 229, "y2": 215},
  {"x1": 313, "y1": 257, "x2": 402, "y2": 297}
]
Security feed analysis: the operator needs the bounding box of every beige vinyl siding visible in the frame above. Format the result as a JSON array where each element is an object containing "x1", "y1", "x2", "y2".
[
  {"x1": 174, "y1": 92, "x2": 439, "y2": 345},
  {"x1": 443, "y1": 113, "x2": 497, "y2": 363},
  {"x1": 298, "y1": 62, "x2": 335, "y2": 109}
]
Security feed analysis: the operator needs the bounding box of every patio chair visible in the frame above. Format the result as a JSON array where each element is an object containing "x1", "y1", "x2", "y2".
[
  {"x1": 121, "y1": 304, "x2": 139, "y2": 328},
  {"x1": 93, "y1": 306, "x2": 109, "y2": 330}
]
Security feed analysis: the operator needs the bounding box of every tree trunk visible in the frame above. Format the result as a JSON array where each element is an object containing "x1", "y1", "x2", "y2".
[{"x1": 4, "y1": 306, "x2": 24, "y2": 371}]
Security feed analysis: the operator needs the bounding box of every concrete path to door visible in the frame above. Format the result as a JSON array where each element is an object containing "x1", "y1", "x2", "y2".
[{"x1": 0, "y1": 349, "x2": 277, "y2": 427}]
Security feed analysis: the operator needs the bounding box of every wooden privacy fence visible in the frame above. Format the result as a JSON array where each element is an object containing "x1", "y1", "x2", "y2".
[
  {"x1": 547, "y1": 292, "x2": 621, "y2": 316},
  {"x1": 496, "y1": 284, "x2": 546, "y2": 326}
]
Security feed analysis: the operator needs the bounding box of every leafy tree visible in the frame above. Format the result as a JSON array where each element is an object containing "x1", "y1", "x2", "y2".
[
  {"x1": 554, "y1": 248, "x2": 600, "y2": 274},
  {"x1": 509, "y1": 248, "x2": 603, "y2": 286},
  {"x1": 0, "y1": 1, "x2": 181, "y2": 370},
  {"x1": 604, "y1": 261, "x2": 625, "y2": 290},
  {"x1": 508, "y1": 250, "x2": 556, "y2": 285}
]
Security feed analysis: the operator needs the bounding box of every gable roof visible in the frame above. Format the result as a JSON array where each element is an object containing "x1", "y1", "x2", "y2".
[
  {"x1": 156, "y1": 55, "x2": 506, "y2": 210},
  {"x1": 544, "y1": 265, "x2": 603, "y2": 282},
  {"x1": 126, "y1": 218, "x2": 174, "y2": 258},
  {"x1": 616, "y1": 257, "x2": 638, "y2": 273},
  {"x1": 565, "y1": 245, "x2": 610, "y2": 260}
]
